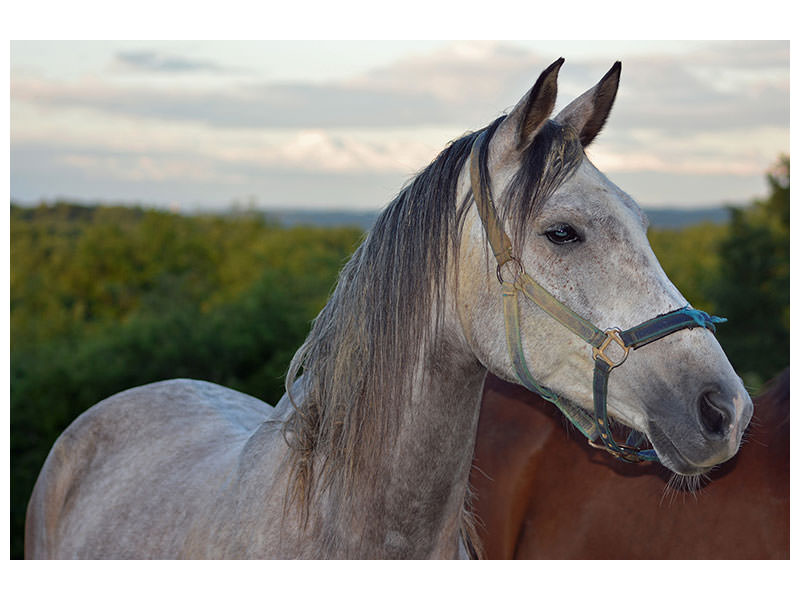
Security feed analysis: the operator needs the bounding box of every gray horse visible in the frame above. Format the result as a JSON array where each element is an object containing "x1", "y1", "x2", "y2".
[{"x1": 25, "y1": 59, "x2": 752, "y2": 559}]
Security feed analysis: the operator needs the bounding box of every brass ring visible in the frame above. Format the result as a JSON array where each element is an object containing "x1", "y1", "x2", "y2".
[{"x1": 496, "y1": 256, "x2": 524, "y2": 284}]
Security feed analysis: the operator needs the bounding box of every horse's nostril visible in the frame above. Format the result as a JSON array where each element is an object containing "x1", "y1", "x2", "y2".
[{"x1": 698, "y1": 390, "x2": 731, "y2": 437}]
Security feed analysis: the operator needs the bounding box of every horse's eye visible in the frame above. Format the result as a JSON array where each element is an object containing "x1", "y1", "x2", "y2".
[{"x1": 545, "y1": 224, "x2": 581, "y2": 245}]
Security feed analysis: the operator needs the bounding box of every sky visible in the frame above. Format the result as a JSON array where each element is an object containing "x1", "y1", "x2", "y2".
[{"x1": 9, "y1": 40, "x2": 790, "y2": 212}]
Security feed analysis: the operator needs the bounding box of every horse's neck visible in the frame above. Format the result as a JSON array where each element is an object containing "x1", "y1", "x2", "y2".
[
  {"x1": 319, "y1": 328, "x2": 486, "y2": 558},
  {"x1": 385, "y1": 334, "x2": 486, "y2": 557}
]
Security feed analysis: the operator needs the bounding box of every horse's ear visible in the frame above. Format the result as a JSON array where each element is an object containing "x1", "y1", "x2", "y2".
[
  {"x1": 492, "y1": 58, "x2": 564, "y2": 157},
  {"x1": 555, "y1": 61, "x2": 621, "y2": 147}
]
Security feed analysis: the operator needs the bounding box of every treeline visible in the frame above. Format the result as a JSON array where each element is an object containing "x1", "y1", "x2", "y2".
[{"x1": 9, "y1": 156, "x2": 788, "y2": 558}]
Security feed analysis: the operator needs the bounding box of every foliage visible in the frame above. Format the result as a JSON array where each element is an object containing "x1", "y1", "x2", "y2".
[
  {"x1": 709, "y1": 156, "x2": 790, "y2": 390},
  {"x1": 10, "y1": 203, "x2": 361, "y2": 559},
  {"x1": 648, "y1": 222, "x2": 727, "y2": 314}
]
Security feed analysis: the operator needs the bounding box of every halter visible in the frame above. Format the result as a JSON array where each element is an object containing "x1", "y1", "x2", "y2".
[{"x1": 469, "y1": 130, "x2": 726, "y2": 463}]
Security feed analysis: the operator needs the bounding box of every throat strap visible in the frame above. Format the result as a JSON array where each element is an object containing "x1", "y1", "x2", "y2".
[{"x1": 502, "y1": 282, "x2": 600, "y2": 440}]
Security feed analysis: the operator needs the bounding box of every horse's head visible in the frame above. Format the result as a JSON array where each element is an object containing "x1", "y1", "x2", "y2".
[{"x1": 457, "y1": 59, "x2": 752, "y2": 475}]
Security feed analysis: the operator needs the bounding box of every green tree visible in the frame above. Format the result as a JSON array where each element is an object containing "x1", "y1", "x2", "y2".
[
  {"x1": 710, "y1": 156, "x2": 789, "y2": 388},
  {"x1": 648, "y1": 222, "x2": 727, "y2": 314}
]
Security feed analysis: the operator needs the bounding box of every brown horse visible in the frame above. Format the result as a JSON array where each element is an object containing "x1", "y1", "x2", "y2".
[{"x1": 471, "y1": 369, "x2": 789, "y2": 559}]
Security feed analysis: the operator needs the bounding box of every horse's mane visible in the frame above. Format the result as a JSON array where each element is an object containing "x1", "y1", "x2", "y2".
[{"x1": 281, "y1": 115, "x2": 583, "y2": 554}]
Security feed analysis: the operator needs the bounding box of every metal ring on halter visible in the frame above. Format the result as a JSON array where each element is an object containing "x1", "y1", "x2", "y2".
[
  {"x1": 592, "y1": 328, "x2": 630, "y2": 370},
  {"x1": 587, "y1": 439, "x2": 651, "y2": 463},
  {"x1": 496, "y1": 256, "x2": 524, "y2": 284}
]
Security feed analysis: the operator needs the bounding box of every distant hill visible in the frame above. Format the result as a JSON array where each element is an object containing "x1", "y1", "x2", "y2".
[
  {"x1": 265, "y1": 209, "x2": 379, "y2": 231},
  {"x1": 644, "y1": 207, "x2": 730, "y2": 229},
  {"x1": 12, "y1": 200, "x2": 731, "y2": 232},
  {"x1": 264, "y1": 207, "x2": 731, "y2": 231}
]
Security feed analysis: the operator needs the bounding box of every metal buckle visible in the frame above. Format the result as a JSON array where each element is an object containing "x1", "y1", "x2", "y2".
[
  {"x1": 592, "y1": 328, "x2": 630, "y2": 369},
  {"x1": 588, "y1": 439, "x2": 648, "y2": 463}
]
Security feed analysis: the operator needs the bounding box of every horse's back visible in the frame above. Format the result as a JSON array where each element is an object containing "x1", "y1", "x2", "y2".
[{"x1": 25, "y1": 379, "x2": 276, "y2": 559}]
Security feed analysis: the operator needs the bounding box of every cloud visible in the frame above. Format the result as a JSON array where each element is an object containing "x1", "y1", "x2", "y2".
[
  {"x1": 7, "y1": 41, "x2": 577, "y2": 132},
  {"x1": 58, "y1": 152, "x2": 245, "y2": 184},
  {"x1": 613, "y1": 55, "x2": 789, "y2": 133},
  {"x1": 11, "y1": 41, "x2": 789, "y2": 135},
  {"x1": 11, "y1": 138, "x2": 769, "y2": 210},
  {"x1": 114, "y1": 50, "x2": 227, "y2": 73},
  {"x1": 352, "y1": 41, "x2": 547, "y2": 120},
  {"x1": 11, "y1": 77, "x2": 450, "y2": 129},
  {"x1": 9, "y1": 41, "x2": 790, "y2": 210},
  {"x1": 10, "y1": 141, "x2": 409, "y2": 210},
  {"x1": 10, "y1": 95, "x2": 452, "y2": 178},
  {"x1": 690, "y1": 40, "x2": 789, "y2": 69}
]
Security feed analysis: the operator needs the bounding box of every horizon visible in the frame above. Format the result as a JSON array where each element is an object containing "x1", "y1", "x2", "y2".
[
  {"x1": 9, "y1": 195, "x2": 741, "y2": 215},
  {"x1": 11, "y1": 41, "x2": 789, "y2": 212},
  {"x1": 9, "y1": 197, "x2": 736, "y2": 233}
]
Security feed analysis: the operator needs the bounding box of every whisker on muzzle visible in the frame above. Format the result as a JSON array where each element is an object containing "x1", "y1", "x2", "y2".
[{"x1": 660, "y1": 471, "x2": 712, "y2": 506}]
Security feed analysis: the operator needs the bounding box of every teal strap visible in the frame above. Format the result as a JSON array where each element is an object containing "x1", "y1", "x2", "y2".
[{"x1": 621, "y1": 306, "x2": 725, "y2": 349}]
